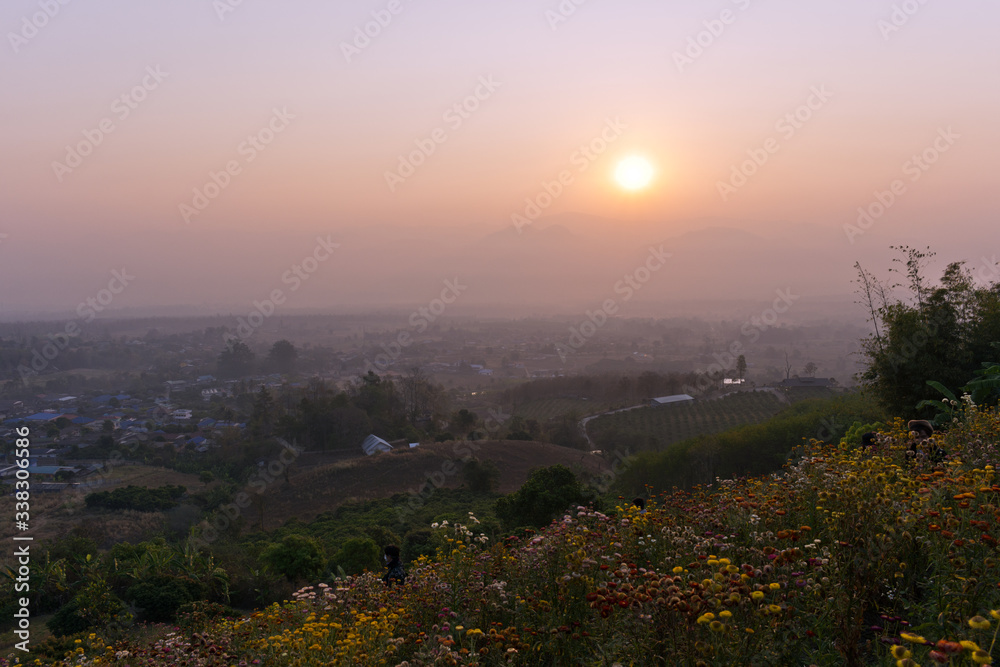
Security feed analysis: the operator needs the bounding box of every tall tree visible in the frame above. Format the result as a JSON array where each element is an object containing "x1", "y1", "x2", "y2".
[
  {"x1": 249, "y1": 387, "x2": 275, "y2": 438},
  {"x1": 218, "y1": 340, "x2": 255, "y2": 378},
  {"x1": 267, "y1": 340, "x2": 298, "y2": 375},
  {"x1": 859, "y1": 250, "x2": 1000, "y2": 416}
]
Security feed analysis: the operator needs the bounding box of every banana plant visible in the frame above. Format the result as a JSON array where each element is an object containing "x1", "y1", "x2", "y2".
[
  {"x1": 916, "y1": 380, "x2": 959, "y2": 427},
  {"x1": 965, "y1": 361, "x2": 1000, "y2": 405},
  {"x1": 917, "y1": 350, "x2": 1000, "y2": 426}
]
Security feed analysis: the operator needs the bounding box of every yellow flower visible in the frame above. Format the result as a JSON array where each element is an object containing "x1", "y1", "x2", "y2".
[
  {"x1": 972, "y1": 650, "x2": 994, "y2": 664},
  {"x1": 961, "y1": 640, "x2": 982, "y2": 651},
  {"x1": 890, "y1": 645, "x2": 911, "y2": 660},
  {"x1": 769, "y1": 582, "x2": 781, "y2": 590},
  {"x1": 672, "y1": 566, "x2": 684, "y2": 574},
  {"x1": 719, "y1": 610, "x2": 732, "y2": 619},
  {"x1": 751, "y1": 591, "x2": 764, "y2": 601},
  {"x1": 900, "y1": 631, "x2": 927, "y2": 644},
  {"x1": 709, "y1": 621, "x2": 725, "y2": 632},
  {"x1": 991, "y1": 610, "x2": 1000, "y2": 621},
  {"x1": 767, "y1": 604, "x2": 782, "y2": 614},
  {"x1": 969, "y1": 616, "x2": 991, "y2": 630}
]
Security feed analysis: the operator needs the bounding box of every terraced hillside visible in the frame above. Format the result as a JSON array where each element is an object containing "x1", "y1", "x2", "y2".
[{"x1": 587, "y1": 390, "x2": 784, "y2": 452}]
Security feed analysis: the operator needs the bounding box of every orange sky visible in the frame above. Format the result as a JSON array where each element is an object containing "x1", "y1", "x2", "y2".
[{"x1": 0, "y1": 0, "x2": 997, "y2": 316}]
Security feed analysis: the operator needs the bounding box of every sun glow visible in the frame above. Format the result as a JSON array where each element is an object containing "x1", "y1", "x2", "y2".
[{"x1": 615, "y1": 156, "x2": 654, "y2": 191}]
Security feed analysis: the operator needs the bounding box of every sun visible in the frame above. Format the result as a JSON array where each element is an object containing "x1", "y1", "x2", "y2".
[{"x1": 615, "y1": 156, "x2": 654, "y2": 191}]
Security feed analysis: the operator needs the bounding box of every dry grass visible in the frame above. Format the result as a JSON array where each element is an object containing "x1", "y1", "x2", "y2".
[
  {"x1": 260, "y1": 439, "x2": 611, "y2": 530},
  {"x1": 0, "y1": 465, "x2": 209, "y2": 564}
]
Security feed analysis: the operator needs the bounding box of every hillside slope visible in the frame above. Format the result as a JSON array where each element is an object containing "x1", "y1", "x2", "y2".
[{"x1": 260, "y1": 440, "x2": 611, "y2": 529}]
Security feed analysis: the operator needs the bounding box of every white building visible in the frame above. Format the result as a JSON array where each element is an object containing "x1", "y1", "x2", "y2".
[
  {"x1": 649, "y1": 394, "x2": 695, "y2": 407},
  {"x1": 361, "y1": 434, "x2": 393, "y2": 456}
]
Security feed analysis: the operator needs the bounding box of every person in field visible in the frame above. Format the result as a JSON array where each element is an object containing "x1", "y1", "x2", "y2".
[
  {"x1": 381, "y1": 544, "x2": 406, "y2": 587},
  {"x1": 905, "y1": 419, "x2": 946, "y2": 462}
]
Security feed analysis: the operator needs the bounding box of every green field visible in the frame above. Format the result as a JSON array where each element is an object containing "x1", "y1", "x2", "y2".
[
  {"x1": 587, "y1": 390, "x2": 784, "y2": 452},
  {"x1": 511, "y1": 397, "x2": 613, "y2": 422}
]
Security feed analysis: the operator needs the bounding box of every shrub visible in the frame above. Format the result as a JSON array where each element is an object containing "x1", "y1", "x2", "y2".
[
  {"x1": 261, "y1": 534, "x2": 327, "y2": 582},
  {"x1": 47, "y1": 579, "x2": 131, "y2": 638},
  {"x1": 126, "y1": 574, "x2": 205, "y2": 623},
  {"x1": 494, "y1": 465, "x2": 591, "y2": 530},
  {"x1": 331, "y1": 537, "x2": 381, "y2": 576},
  {"x1": 463, "y1": 457, "x2": 500, "y2": 494}
]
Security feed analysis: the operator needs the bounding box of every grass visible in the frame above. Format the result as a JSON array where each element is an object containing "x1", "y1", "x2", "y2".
[
  {"x1": 511, "y1": 397, "x2": 612, "y2": 423},
  {"x1": 587, "y1": 390, "x2": 784, "y2": 452}
]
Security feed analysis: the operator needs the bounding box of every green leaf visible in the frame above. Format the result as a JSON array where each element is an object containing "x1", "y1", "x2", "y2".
[{"x1": 925, "y1": 380, "x2": 958, "y2": 403}]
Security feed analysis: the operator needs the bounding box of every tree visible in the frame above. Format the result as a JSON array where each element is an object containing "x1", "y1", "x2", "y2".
[
  {"x1": 858, "y1": 250, "x2": 1000, "y2": 416},
  {"x1": 803, "y1": 362, "x2": 818, "y2": 377},
  {"x1": 495, "y1": 465, "x2": 591, "y2": 529},
  {"x1": 249, "y1": 387, "x2": 275, "y2": 438},
  {"x1": 261, "y1": 534, "x2": 326, "y2": 582},
  {"x1": 267, "y1": 340, "x2": 298, "y2": 375},
  {"x1": 331, "y1": 537, "x2": 381, "y2": 576},
  {"x1": 736, "y1": 355, "x2": 747, "y2": 381},
  {"x1": 853, "y1": 261, "x2": 891, "y2": 355},
  {"x1": 218, "y1": 340, "x2": 255, "y2": 378},
  {"x1": 449, "y1": 409, "x2": 478, "y2": 434},
  {"x1": 400, "y1": 367, "x2": 443, "y2": 425},
  {"x1": 463, "y1": 457, "x2": 500, "y2": 494}
]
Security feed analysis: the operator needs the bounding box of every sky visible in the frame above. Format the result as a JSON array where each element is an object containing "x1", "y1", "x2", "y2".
[{"x1": 0, "y1": 0, "x2": 998, "y2": 319}]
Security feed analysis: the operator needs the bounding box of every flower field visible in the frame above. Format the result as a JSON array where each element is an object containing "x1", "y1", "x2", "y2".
[{"x1": 18, "y1": 404, "x2": 1000, "y2": 666}]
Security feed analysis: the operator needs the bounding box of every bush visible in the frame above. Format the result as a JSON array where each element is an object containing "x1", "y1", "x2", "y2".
[
  {"x1": 494, "y1": 465, "x2": 591, "y2": 530},
  {"x1": 126, "y1": 574, "x2": 205, "y2": 623},
  {"x1": 85, "y1": 484, "x2": 186, "y2": 512},
  {"x1": 175, "y1": 601, "x2": 239, "y2": 632},
  {"x1": 331, "y1": 537, "x2": 381, "y2": 576},
  {"x1": 47, "y1": 579, "x2": 131, "y2": 638},
  {"x1": 463, "y1": 457, "x2": 500, "y2": 494},
  {"x1": 402, "y1": 528, "x2": 434, "y2": 562},
  {"x1": 261, "y1": 534, "x2": 327, "y2": 582}
]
